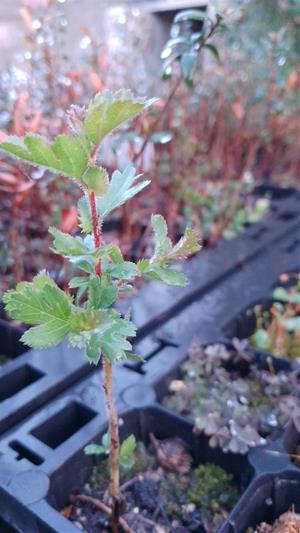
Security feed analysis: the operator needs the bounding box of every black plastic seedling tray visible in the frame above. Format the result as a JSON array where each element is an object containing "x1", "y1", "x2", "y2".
[
  {"x1": 0, "y1": 406, "x2": 254, "y2": 533},
  {"x1": 118, "y1": 190, "x2": 300, "y2": 335},
  {"x1": 223, "y1": 297, "x2": 299, "y2": 371},
  {"x1": 0, "y1": 365, "x2": 298, "y2": 533},
  {"x1": 0, "y1": 193, "x2": 298, "y2": 442},
  {"x1": 0, "y1": 186, "x2": 299, "y2": 531},
  {"x1": 220, "y1": 470, "x2": 300, "y2": 532},
  {"x1": 0, "y1": 342, "x2": 93, "y2": 435},
  {"x1": 0, "y1": 196, "x2": 296, "y2": 440},
  {"x1": 0, "y1": 305, "x2": 27, "y2": 359}
]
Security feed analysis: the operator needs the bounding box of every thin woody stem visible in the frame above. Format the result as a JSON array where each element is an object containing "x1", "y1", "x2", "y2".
[
  {"x1": 132, "y1": 74, "x2": 183, "y2": 165},
  {"x1": 132, "y1": 21, "x2": 218, "y2": 165},
  {"x1": 88, "y1": 190, "x2": 121, "y2": 531},
  {"x1": 102, "y1": 357, "x2": 120, "y2": 526},
  {"x1": 71, "y1": 494, "x2": 132, "y2": 533}
]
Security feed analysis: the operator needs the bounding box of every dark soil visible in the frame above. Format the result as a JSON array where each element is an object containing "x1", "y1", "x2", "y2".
[{"x1": 66, "y1": 439, "x2": 238, "y2": 532}]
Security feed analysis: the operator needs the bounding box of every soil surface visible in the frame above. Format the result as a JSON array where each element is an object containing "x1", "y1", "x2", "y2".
[{"x1": 66, "y1": 437, "x2": 238, "y2": 532}]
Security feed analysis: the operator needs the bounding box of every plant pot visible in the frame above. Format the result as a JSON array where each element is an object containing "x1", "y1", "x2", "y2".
[
  {"x1": 0, "y1": 406, "x2": 252, "y2": 533},
  {"x1": 220, "y1": 470, "x2": 300, "y2": 532},
  {"x1": 157, "y1": 341, "x2": 299, "y2": 456},
  {"x1": 253, "y1": 183, "x2": 299, "y2": 200},
  {"x1": 223, "y1": 298, "x2": 299, "y2": 370},
  {"x1": 0, "y1": 304, "x2": 28, "y2": 362}
]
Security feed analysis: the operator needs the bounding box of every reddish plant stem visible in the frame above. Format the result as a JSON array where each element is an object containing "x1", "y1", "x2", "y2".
[
  {"x1": 88, "y1": 189, "x2": 121, "y2": 531},
  {"x1": 89, "y1": 191, "x2": 101, "y2": 275}
]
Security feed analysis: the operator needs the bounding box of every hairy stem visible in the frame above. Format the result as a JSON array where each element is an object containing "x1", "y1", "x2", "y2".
[
  {"x1": 89, "y1": 191, "x2": 101, "y2": 275},
  {"x1": 88, "y1": 191, "x2": 121, "y2": 530}
]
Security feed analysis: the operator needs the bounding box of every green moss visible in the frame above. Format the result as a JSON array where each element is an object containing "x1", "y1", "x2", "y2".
[
  {"x1": 87, "y1": 442, "x2": 238, "y2": 530},
  {"x1": 187, "y1": 463, "x2": 238, "y2": 516},
  {"x1": 160, "y1": 472, "x2": 190, "y2": 517}
]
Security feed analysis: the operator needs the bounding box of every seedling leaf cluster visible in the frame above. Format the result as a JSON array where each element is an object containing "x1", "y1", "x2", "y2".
[
  {"x1": 1, "y1": 90, "x2": 200, "y2": 365},
  {"x1": 0, "y1": 89, "x2": 200, "y2": 529}
]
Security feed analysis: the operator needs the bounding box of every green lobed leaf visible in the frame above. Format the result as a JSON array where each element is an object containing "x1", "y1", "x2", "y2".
[
  {"x1": 68, "y1": 310, "x2": 137, "y2": 364},
  {"x1": 3, "y1": 273, "x2": 74, "y2": 348},
  {"x1": 49, "y1": 227, "x2": 88, "y2": 257},
  {"x1": 98, "y1": 315, "x2": 137, "y2": 363},
  {"x1": 136, "y1": 259, "x2": 150, "y2": 273},
  {"x1": 81, "y1": 165, "x2": 109, "y2": 195},
  {"x1": 50, "y1": 228, "x2": 125, "y2": 276},
  {"x1": 103, "y1": 261, "x2": 137, "y2": 280},
  {"x1": 84, "y1": 89, "x2": 156, "y2": 146},
  {"x1": 68, "y1": 257, "x2": 95, "y2": 274},
  {"x1": 69, "y1": 276, "x2": 89, "y2": 289},
  {"x1": 78, "y1": 166, "x2": 150, "y2": 226},
  {"x1": 84, "y1": 443, "x2": 107, "y2": 456},
  {"x1": 144, "y1": 264, "x2": 187, "y2": 287},
  {"x1": 85, "y1": 433, "x2": 110, "y2": 456},
  {"x1": 120, "y1": 434, "x2": 136, "y2": 458},
  {"x1": 119, "y1": 434, "x2": 136, "y2": 470},
  {"x1": 166, "y1": 228, "x2": 201, "y2": 261},
  {"x1": 151, "y1": 214, "x2": 172, "y2": 260},
  {"x1": 150, "y1": 215, "x2": 200, "y2": 263},
  {"x1": 21, "y1": 320, "x2": 72, "y2": 349},
  {"x1": 88, "y1": 275, "x2": 118, "y2": 309},
  {"x1": 0, "y1": 134, "x2": 89, "y2": 180},
  {"x1": 78, "y1": 195, "x2": 93, "y2": 233},
  {"x1": 97, "y1": 164, "x2": 150, "y2": 218}
]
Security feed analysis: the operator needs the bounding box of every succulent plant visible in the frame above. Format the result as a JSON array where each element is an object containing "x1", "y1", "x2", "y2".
[{"x1": 164, "y1": 340, "x2": 300, "y2": 454}]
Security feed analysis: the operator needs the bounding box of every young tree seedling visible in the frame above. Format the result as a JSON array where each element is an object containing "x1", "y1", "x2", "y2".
[{"x1": 1, "y1": 90, "x2": 200, "y2": 531}]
